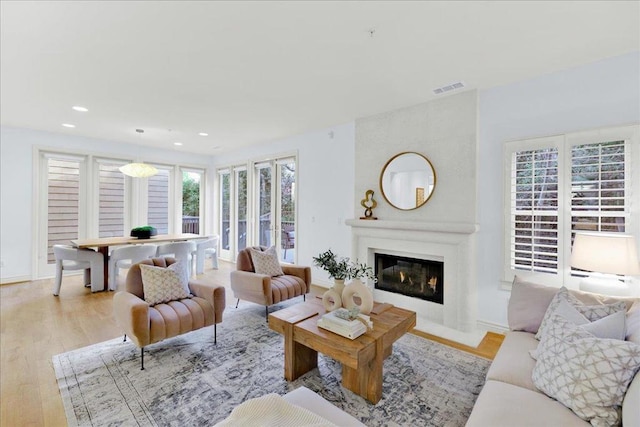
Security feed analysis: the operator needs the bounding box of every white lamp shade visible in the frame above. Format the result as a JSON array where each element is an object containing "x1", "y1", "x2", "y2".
[
  {"x1": 571, "y1": 232, "x2": 640, "y2": 275},
  {"x1": 119, "y1": 162, "x2": 158, "y2": 178}
]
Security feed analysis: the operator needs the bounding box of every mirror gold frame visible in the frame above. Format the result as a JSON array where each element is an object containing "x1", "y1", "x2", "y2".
[{"x1": 379, "y1": 152, "x2": 436, "y2": 210}]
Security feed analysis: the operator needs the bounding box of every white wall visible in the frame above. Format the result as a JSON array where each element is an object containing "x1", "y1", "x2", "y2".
[
  {"x1": 354, "y1": 90, "x2": 478, "y2": 223},
  {"x1": 0, "y1": 126, "x2": 207, "y2": 282},
  {"x1": 211, "y1": 122, "x2": 355, "y2": 287},
  {"x1": 477, "y1": 51, "x2": 640, "y2": 328}
]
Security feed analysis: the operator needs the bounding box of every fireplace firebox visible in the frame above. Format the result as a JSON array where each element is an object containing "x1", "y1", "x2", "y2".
[{"x1": 375, "y1": 253, "x2": 443, "y2": 304}]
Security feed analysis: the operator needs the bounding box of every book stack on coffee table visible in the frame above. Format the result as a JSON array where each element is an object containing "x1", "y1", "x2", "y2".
[{"x1": 317, "y1": 308, "x2": 373, "y2": 339}]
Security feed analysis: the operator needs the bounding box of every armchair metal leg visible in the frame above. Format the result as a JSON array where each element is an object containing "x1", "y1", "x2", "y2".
[
  {"x1": 214, "y1": 324, "x2": 217, "y2": 344},
  {"x1": 265, "y1": 306, "x2": 269, "y2": 321},
  {"x1": 235, "y1": 299, "x2": 240, "y2": 309},
  {"x1": 141, "y1": 347, "x2": 145, "y2": 370},
  {"x1": 123, "y1": 334, "x2": 127, "y2": 342},
  {"x1": 303, "y1": 294, "x2": 306, "y2": 302}
]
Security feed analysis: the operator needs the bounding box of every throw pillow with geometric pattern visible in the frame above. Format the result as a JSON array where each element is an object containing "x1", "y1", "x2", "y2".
[
  {"x1": 249, "y1": 246, "x2": 284, "y2": 277},
  {"x1": 535, "y1": 287, "x2": 627, "y2": 340},
  {"x1": 140, "y1": 261, "x2": 191, "y2": 306},
  {"x1": 532, "y1": 313, "x2": 640, "y2": 426}
]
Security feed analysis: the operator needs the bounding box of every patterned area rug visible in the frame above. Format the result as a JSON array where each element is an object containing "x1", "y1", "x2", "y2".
[{"x1": 53, "y1": 301, "x2": 490, "y2": 426}]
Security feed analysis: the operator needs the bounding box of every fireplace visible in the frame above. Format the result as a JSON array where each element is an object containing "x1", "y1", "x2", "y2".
[
  {"x1": 375, "y1": 253, "x2": 444, "y2": 304},
  {"x1": 346, "y1": 219, "x2": 480, "y2": 344}
]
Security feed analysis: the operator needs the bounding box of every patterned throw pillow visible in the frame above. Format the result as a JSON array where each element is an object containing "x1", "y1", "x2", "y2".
[
  {"x1": 249, "y1": 246, "x2": 283, "y2": 277},
  {"x1": 535, "y1": 287, "x2": 627, "y2": 340},
  {"x1": 532, "y1": 314, "x2": 640, "y2": 426},
  {"x1": 140, "y1": 261, "x2": 191, "y2": 306}
]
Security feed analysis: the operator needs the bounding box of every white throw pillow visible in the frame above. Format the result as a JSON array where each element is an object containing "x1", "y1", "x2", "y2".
[
  {"x1": 530, "y1": 305, "x2": 627, "y2": 360},
  {"x1": 140, "y1": 261, "x2": 191, "y2": 306},
  {"x1": 249, "y1": 246, "x2": 283, "y2": 277},
  {"x1": 535, "y1": 287, "x2": 627, "y2": 340},
  {"x1": 532, "y1": 314, "x2": 640, "y2": 426}
]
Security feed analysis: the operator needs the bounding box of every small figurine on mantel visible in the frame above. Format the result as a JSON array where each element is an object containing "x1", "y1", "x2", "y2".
[{"x1": 360, "y1": 189, "x2": 378, "y2": 220}]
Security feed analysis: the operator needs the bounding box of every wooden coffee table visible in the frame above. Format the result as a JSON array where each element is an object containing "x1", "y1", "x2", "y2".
[{"x1": 269, "y1": 297, "x2": 416, "y2": 404}]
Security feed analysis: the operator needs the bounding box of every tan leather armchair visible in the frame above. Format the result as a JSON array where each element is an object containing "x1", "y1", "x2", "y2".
[
  {"x1": 230, "y1": 246, "x2": 311, "y2": 319},
  {"x1": 113, "y1": 257, "x2": 225, "y2": 369}
]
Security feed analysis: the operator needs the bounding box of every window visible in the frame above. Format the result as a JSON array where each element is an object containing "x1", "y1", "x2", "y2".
[
  {"x1": 35, "y1": 149, "x2": 206, "y2": 279},
  {"x1": 219, "y1": 169, "x2": 231, "y2": 254},
  {"x1": 96, "y1": 160, "x2": 127, "y2": 238},
  {"x1": 44, "y1": 155, "x2": 84, "y2": 264},
  {"x1": 504, "y1": 125, "x2": 639, "y2": 286},
  {"x1": 147, "y1": 167, "x2": 171, "y2": 234},
  {"x1": 181, "y1": 169, "x2": 203, "y2": 234}
]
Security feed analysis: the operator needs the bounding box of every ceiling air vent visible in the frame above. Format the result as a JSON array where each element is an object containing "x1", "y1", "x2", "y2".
[{"x1": 433, "y1": 81, "x2": 465, "y2": 95}]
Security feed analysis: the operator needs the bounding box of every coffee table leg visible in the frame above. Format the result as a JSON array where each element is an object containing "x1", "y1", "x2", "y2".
[
  {"x1": 341, "y1": 341, "x2": 383, "y2": 404},
  {"x1": 283, "y1": 323, "x2": 317, "y2": 381}
]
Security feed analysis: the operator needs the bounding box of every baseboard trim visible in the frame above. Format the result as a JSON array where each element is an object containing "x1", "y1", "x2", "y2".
[
  {"x1": 1, "y1": 275, "x2": 32, "y2": 285},
  {"x1": 476, "y1": 319, "x2": 509, "y2": 334}
]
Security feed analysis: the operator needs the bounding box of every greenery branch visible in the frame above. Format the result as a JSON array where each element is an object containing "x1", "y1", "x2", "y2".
[{"x1": 313, "y1": 249, "x2": 377, "y2": 283}]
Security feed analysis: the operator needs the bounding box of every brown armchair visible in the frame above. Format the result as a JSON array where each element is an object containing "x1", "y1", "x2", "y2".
[
  {"x1": 230, "y1": 246, "x2": 311, "y2": 319},
  {"x1": 113, "y1": 257, "x2": 225, "y2": 369}
]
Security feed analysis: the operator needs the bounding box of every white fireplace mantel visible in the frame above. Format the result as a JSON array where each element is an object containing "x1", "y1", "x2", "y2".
[
  {"x1": 346, "y1": 218, "x2": 483, "y2": 346},
  {"x1": 345, "y1": 219, "x2": 479, "y2": 234}
]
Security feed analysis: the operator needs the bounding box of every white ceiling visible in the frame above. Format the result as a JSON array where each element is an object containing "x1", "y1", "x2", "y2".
[{"x1": 1, "y1": 1, "x2": 639, "y2": 155}]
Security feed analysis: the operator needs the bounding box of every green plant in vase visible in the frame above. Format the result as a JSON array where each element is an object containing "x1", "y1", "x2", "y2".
[{"x1": 313, "y1": 249, "x2": 351, "y2": 295}]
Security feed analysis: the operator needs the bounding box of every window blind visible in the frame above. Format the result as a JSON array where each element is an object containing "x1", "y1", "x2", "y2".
[{"x1": 509, "y1": 147, "x2": 559, "y2": 274}]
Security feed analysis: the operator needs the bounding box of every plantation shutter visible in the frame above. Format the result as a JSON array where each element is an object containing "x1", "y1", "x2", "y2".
[
  {"x1": 509, "y1": 147, "x2": 560, "y2": 274},
  {"x1": 571, "y1": 140, "x2": 627, "y2": 233}
]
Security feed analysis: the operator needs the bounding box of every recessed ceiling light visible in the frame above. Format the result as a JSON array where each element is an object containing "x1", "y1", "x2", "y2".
[
  {"x1": 72, "y1": 106, "x2": 88, "y2": 112},
  {"x1": 174, "y1": 142, "x2": 183, "y2": 146},
  {"x1": 62, "y1": 123, "x2": 76, "y2": 128},
  {"x1": 198, "y1": 132, "x2": 208, "y2": 136}
]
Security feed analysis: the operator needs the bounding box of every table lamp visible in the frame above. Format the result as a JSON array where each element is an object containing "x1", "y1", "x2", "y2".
[{"x1": 570, "y1": 232, "x2": 640, "y2": 296}]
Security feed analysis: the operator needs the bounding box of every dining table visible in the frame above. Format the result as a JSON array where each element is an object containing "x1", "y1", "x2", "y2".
[{"x1": 70, "y1": 233, "x2": 209, "y2": 291}]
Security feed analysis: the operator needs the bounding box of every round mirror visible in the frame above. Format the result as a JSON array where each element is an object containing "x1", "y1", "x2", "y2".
[{"x1": 379, "y1": 152, "x2": 436, "y2": 210}]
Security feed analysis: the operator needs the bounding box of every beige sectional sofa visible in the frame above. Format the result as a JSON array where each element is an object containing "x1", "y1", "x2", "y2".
[{"x1": 466, "y1": 277, "x2": 640, "y2": 427}]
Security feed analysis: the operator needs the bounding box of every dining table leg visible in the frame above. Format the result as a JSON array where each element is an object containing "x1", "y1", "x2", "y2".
[{"x1": 98, "y1": 246, "x2": 109, "y2": 291}]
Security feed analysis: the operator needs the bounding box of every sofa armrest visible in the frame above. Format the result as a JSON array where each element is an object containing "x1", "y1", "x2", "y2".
[
  {"x1": 189, "y1": 279, "x2": 226, "y2": 323},
  {"x1": 113, "y1": 291, "x2": 150, "y2": 348},
  {"x1": 230, "y1": 270, "x2": 272, "y2": 305},
  {"x1": 281, "y1": 265, "x2": 311, "y2": 293}
]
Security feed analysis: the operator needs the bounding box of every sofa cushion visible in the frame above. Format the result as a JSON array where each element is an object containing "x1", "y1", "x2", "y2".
[
  {"x1": 271, "y1": 275, "x2": 306, "y2": 304},
  {"x1": 622, "y1": 372, "x2": 640, "y2": 426},
  {"x1": 626, "y1": 301, "x2": 640, "y2": 344},
  {"x1": 466, "y1": 380, "x2": 590, "y2": 427},
  {"x1": 535, "y1": 287, "x2": 626, "y2": 340},
  {"x1": 507, "y1": 276, "x2": 638, "y2": 335},
  {"x1": 508, "y1": 276, "x2": 560, "y2": 333},
  {"x1": 532, "y1": 314, "x2": 640, "y2": 426},
  {"x1": 486, "y1": 331, "x2": 539, "y2": 392}
]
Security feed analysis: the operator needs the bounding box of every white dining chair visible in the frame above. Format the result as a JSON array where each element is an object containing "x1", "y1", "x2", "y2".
[
  {"x1": 156, "y1": 241, "x2": 197, "y2": 276},
  {"x1": 53, "y1": 245, "x2": 104, "y2": 295},
  {"x1": 108, "y1": 244, "x2": 158, "y2": 291},
  {"x1": 194, "y1": 236, "x2": 220, "y2": 275}
]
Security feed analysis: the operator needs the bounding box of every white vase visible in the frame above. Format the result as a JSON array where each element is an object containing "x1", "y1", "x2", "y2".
[
  {"x1": 333, "y1": 279, "x2": 345, "y2": 294},
  {"x1": 341, "y1": 278, "x2": 373, "y2": 315},
  {"x1": 322, "y1": 288, "x2": 342, "y2": 311}
]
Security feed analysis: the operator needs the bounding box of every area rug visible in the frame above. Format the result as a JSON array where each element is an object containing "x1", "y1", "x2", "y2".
[{"x1": 53, "y1": 301, "x2": 490, "y2": 426}]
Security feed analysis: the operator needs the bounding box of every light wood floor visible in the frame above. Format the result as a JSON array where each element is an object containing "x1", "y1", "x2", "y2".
[{"x1": 0, "y1": 260, "x2": 503, "y2": 426}]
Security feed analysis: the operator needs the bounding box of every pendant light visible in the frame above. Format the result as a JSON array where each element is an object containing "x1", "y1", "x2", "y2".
[{"x1": 119, "y1": 129, "x2": 158, "y2": 178}]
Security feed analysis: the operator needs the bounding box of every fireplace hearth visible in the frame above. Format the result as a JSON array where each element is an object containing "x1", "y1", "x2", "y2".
[{"x1": 375, "y1": 253, "x2": 444, "y2": 304}]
